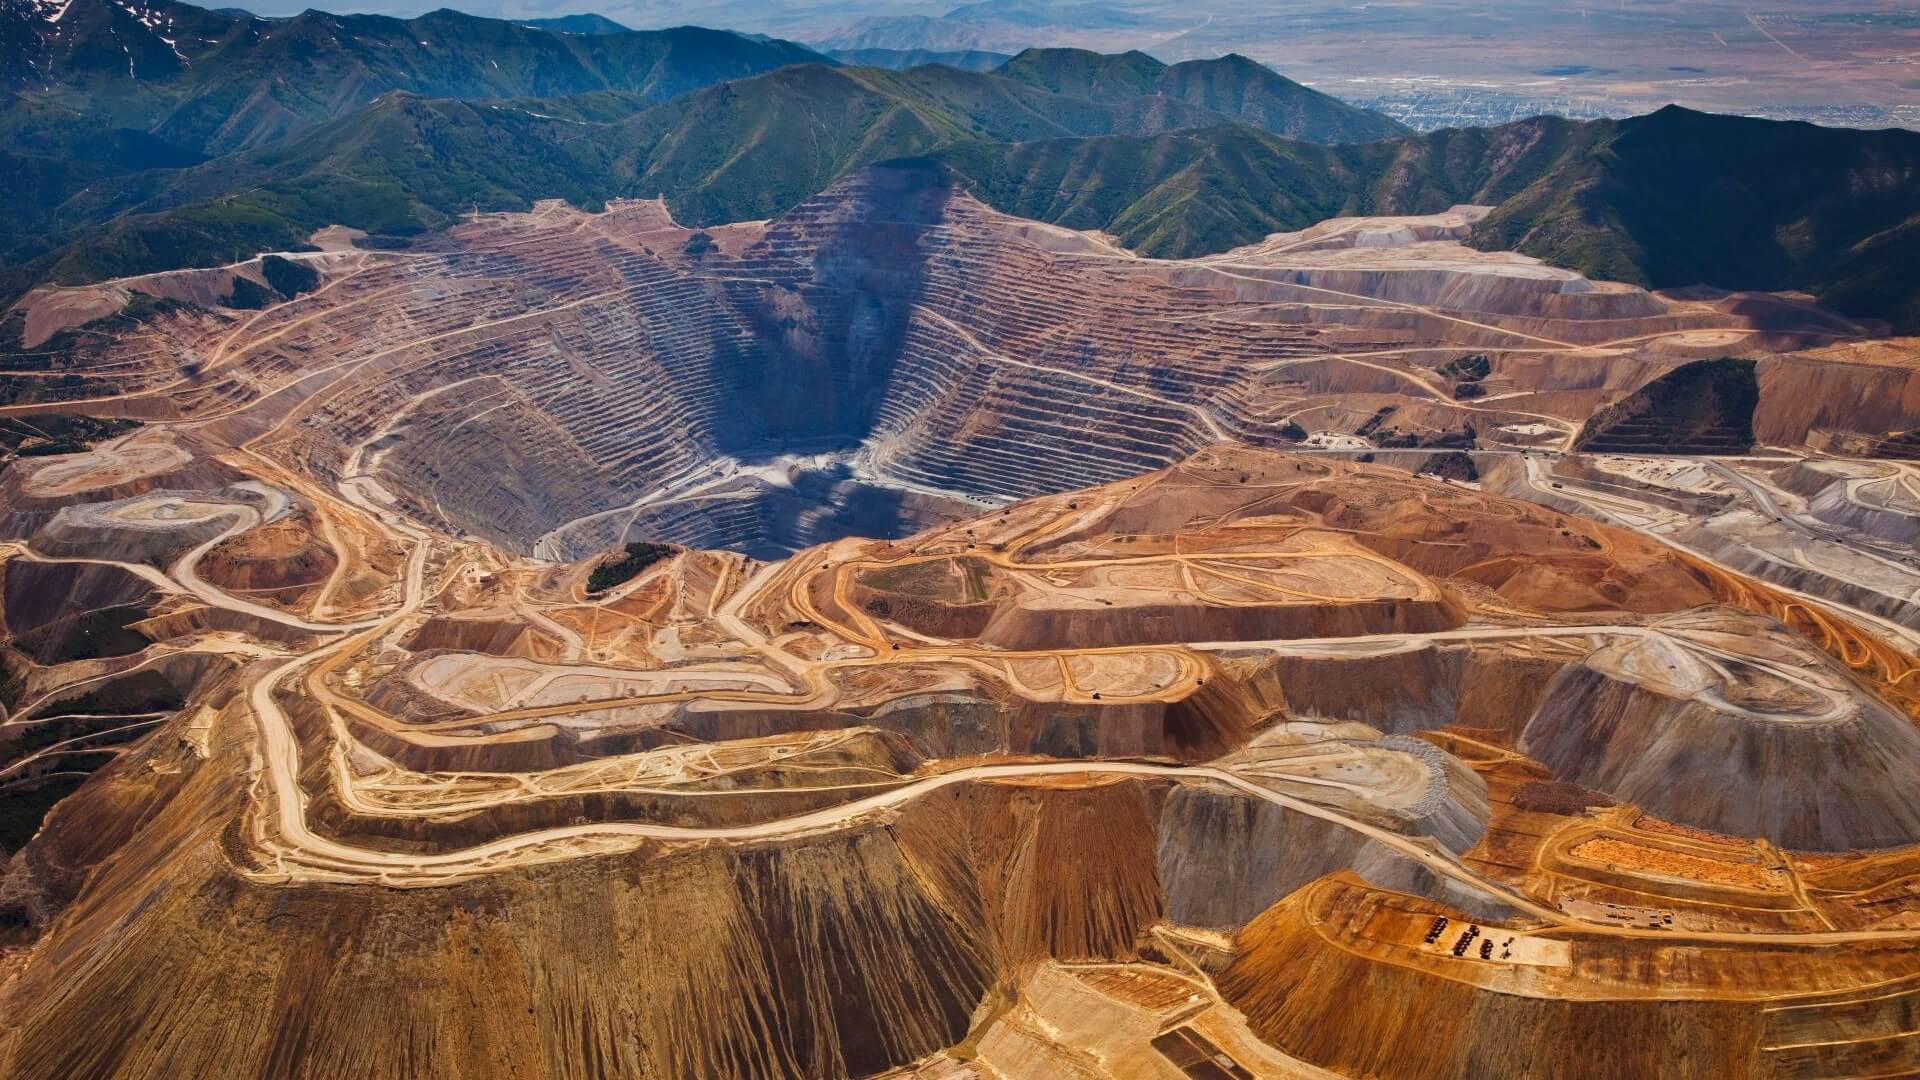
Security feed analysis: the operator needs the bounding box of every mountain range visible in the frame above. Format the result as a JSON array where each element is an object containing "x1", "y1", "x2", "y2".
[
  {"x1": 513, "y1": 13, "x2": 631, "y2": 35},
  {"x1": 3, "y1": 0, "x2": 822, "y2": 153},
  {"x1": 4, "y1": 0, "x2": 1919, "y2": 332}
]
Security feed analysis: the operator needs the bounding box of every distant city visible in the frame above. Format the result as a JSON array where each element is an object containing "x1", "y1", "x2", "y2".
[
  {"x1": 1341, "y1": 81, "x2": 1623, "y2": 131},
  {"x1": 1345, "y1": 83, "x2": 1920, "y2": 132}
]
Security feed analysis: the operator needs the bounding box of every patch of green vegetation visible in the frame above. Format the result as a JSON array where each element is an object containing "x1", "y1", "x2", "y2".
[
  {"x1": 1419, "y1": 451, "x2": 1479, "y2": 484},
  {"x1": 1453, "y1": 382, "x2": 1487, "y2": 400},
  {"x1": 0, "y1": 773, "x2": 89, "y2": 855},
  {"x1": 1438, "y1": 354, "x2": 1490, "y2": 381},
  {"x1": 683, "y1": 231, "x2": 717, "y2": 259},
  {"x1": 586, "y1": 541, "x2": 678, "y2": 593},
  {"x1": 260, "y1": 254, "x2": 319, "y2": 298},
  {"x1": 6, "y1": 712, "x2": 157, "y2": 758},
  {"x1": 123, "y1": 294, "x2": 192, "y2": 324},
  {"x1": 1376, "y1": 424, "x2": 1476, "y2": 450},
  {"x1": 30, "y1": 670, "x2": 183, "y2": 721},
  {"x1": 0, "y1": 666, "x2": 22, "y2": 711},
  {"x1": 1276, "y1": 421, "x2": 1308, "y2": 442},
  {"x1": 1355, "y1": 406, "x2": 1397, "y2": 439},
  {"x1": 863, "y1": 557, "x2": 992, "y2": 603},
  {"x1": 15, "y1": 443, "x2": 83, "y2": 458},
  {"x1": 1574, "y1": 357, "x2": 1759, "y2": 451},
  {"x1": 223, "y1": 275, "x2": 274, "y2": 309},
  {"x1": 0, "y1": 414, "x2": 142, "y2": 456},
  {"x1": 13, "y1": 606, "x2": 154, "y2": 665},
  {"x1": 0, "y1": 375, "x2": 91, "y2": 410}
]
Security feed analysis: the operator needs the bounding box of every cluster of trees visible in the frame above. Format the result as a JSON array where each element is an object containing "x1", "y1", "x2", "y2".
[
  {"x1": 222, "y1": 254, "x2": 321, "y2": 309},
  {"x1": 586, "y1": 542, "x2": 679, "y2": 593}
]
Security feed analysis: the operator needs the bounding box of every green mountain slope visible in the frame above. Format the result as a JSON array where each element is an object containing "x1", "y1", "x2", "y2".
[
  {"x1": 995, "y1": 48, "x2": 1411, "y2": 144},
  {"x1": 0, "y1": 0, "x2": 829, "y2": 277},
  {"x1": 933, "y1": 109, "x2": 1920, "y2": 327},
  {"x1": 1473, "y1": 106, "x2": 1920, "y2": 300},
  {"x1": 935, "y1": 125, "x2": 1353, "y2": 255},
  {"x1": 515, "y1": 14, "x2": 630, "y2": 35},
  {"x1": 604, "y1": 62, "x2": 1227, "y2": 223},
  {"x1": 38, "y1": 58, "x2": 1253, "y2": 255},
  {"x1": 0, "y1": 94, "x2": 205, "y2": 258},
  {"x1": 935, "y1": 117, "x2": 1595, "y2": 256},
  {"x1": 611, "y1": 66, "x2": 949, "y2": 225},
  {"x1": 11, "y1": 93, "x2": 618, "y2": 290},
  {"x1": 994, "y1": 47, "x2": 1166, "y2": 99}
]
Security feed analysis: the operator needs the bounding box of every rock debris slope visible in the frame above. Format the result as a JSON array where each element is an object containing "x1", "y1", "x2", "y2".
[
  {"x1": 2, "y1": 440, "x2": 1919, "y2": 1078},
  {"x1": 2, "y1": 145, "x2": 1920, "y2": 1078},
  {"x1": 6, "y1": 163, "x2": 1895, "y2": 564}
]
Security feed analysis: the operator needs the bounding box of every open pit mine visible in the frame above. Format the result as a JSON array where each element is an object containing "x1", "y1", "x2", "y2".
[{"x1": 3, "y1": 163, "x2": 1920, "y2": 1079}]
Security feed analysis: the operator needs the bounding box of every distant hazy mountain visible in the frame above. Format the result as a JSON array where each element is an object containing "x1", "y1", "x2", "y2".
[
  {"x1": 996, "y1": 48, "x2": 1409, "y2": 143},
  {"x1": 816, "y1": 15, "x2": 979, "y2": 53},
  {"x1": 826, "y1": 46, "x2": 1012, "y2": 72},
  {"x1": 816, "y1": 0, "x2": 1183, "y2": 53},
  {"x1": 943, "y1": 0, "x2": 1151, "y2": 29},
  {"x1": 514, "y1": 13, "x2": 630, "y2": 34}
]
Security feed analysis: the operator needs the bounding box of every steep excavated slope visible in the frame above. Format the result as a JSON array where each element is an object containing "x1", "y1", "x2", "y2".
[
  {"x1": 6, "y1": 166, "x2": 1876, "y2": 561},
  {"x1": 1219, "y1": 877, "x2": 1769, "y2": 1079},
  {"x1": 5, "y1": 435, "x2": 1920, "y2": 1076},
  {"x1": 1518, "y1": 612, "x2": 1920, "y2": 851},
  {"x1": 0, "y1": 708, "x2": 1425, "y2": 1077},
  {"x1": 3, "y1": 742, "x2": 996, "y2": 1078}
]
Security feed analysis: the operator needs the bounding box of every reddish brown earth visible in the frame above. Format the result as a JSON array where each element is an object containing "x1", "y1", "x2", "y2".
[
  {"x1": 1, "y1": 180, "x2": 1917, "y2": 1078},
  {"x1": 0, "y1": 437, "x2": 1916, "y2": 1078}
]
